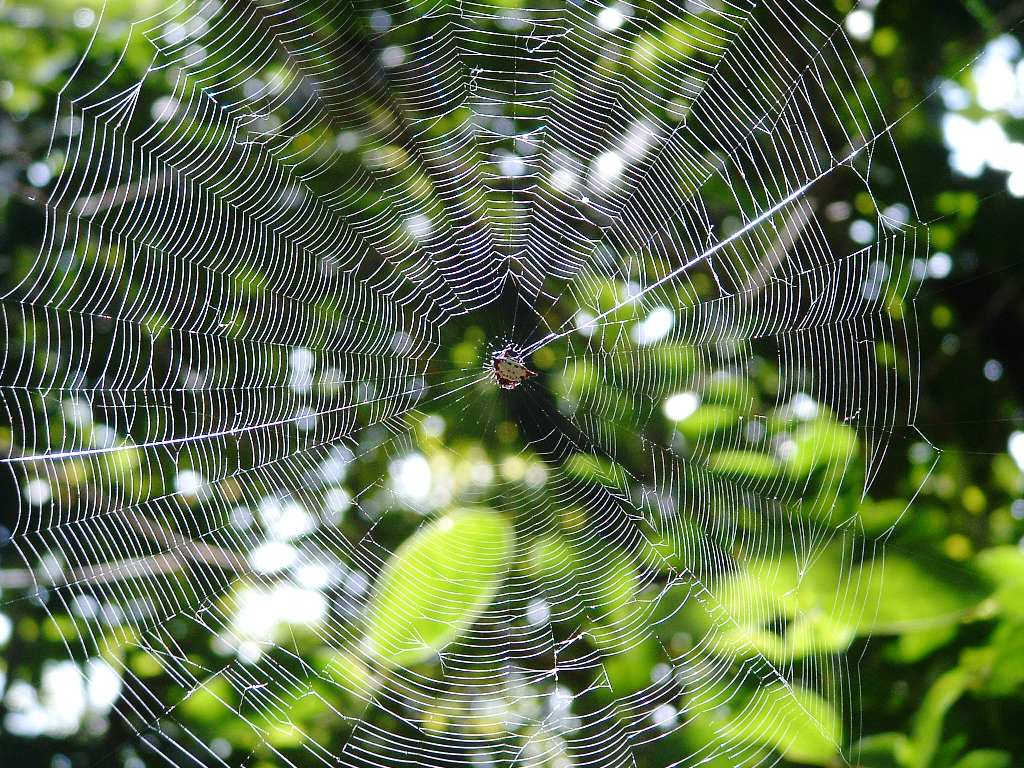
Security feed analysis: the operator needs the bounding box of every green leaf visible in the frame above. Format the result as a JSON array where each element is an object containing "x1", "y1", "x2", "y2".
[
  {"x1": 724, "y1": 683, "x2": 842, "y2": 765},
  {"x1": 974, "y1": 546, "x2": 1024, "y2": 619},
  {"x1": 907, "y1": 668, "x2": 973, "y2": 768},
  {"x1": 563, "y1": 453, "x2": 630, "y2": 490},
  {"x1": 856, "y1": 554, "x2": 989, "y2": 634},
  {"x1": 891, "y1": 625, "x2": 959, "y2": 663},
  {"x1": 675, "y1": 405, "x2": 740, "y2": 440},
  {"x1": 701, "y1": 374, "x2": 757, "y2": 409},
  {"x1": 952, "y1": 750, "x2": 1013, "y2": 768},
  {"x1": 707, "y1": 450, "x2": 780, "y2": 480},
  {"x1": 858, "y1": 498, "x2": 907, "y2": 536},
  {"x1": 650, "y1": 344, "x2": 698, "y2": 376},
  {"x1": 556, "y1": 359, "x2": 599, "y2": 401},
  {"x1": 526, "y1": 535, "x2": 576, "y2": 580},
  {"x1": 589, "y1": 550, "x2": 639, "y2": 624},
  {"x1": 179, "y1": 677, "x2": 234, "y2": 723},
  {"x1": 263, "y1": 722, "x2": 306, "y2": 748},
  {"x1": 851, "y1": 732, "x2": 909, "y2": 768},
  {"x1": 783, "y1": 419, "x2": 858, "y2": 479},
  {"x1": 362, "y1": 508, "x2": 513, "y2": 667},
  {"x1": 638, "y1": 519, "x2": 703, "y2": 573},
  {"x1": 675, "y1": 547, "x2": 986, "y2": 666},
  {"x1": 600, "y1": 637, "x2": 663, "y2": 696},
  {"x1": 527, "y1": 536, "x2": 638, "y2": 627},
  {"x1": 961, "y1": 620, "x2": 1024, "y2": 697}
]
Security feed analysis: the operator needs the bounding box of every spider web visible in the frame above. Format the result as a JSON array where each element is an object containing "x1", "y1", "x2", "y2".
[{"x1": 1, "y1": 0, "x2": 927, "y2": 766}]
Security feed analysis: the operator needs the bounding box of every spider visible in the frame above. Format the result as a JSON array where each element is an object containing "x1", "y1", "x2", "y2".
[{"x1": 491, "y1": 347, "x2": 537, "y2": 390}]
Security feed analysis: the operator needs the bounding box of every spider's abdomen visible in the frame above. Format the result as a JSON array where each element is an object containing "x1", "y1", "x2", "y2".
[{"x1": 493, "y1": 355, "x2": 536, "y2": 389}]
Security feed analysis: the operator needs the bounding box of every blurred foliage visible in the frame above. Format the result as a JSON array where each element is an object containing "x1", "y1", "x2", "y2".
[{"x1": 1, "y1": 0, "x2": 1024, "y2": 767}]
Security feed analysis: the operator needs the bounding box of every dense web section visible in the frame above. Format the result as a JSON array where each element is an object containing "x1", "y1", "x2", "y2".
[{"x1": 1, "y1": 0, "x2": 926, "y2": 766}]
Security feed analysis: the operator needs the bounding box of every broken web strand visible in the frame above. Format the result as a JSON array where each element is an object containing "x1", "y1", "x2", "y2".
[{"x1": 0, "y1": 0, "x2": 936, "y2": 767}]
